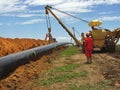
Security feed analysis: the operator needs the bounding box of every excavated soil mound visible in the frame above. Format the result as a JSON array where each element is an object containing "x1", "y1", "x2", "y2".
[
  {"x1": 0, "y1": 55, "x2": 52, "y2": 90},
  {"x1": 0, "y1": 37, "x2": 48, "y2": 57},
  {"x1": 0, "y1": 37, "x2": 54, "y2": 89}
]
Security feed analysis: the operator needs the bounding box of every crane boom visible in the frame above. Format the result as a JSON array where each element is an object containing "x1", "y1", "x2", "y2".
[{"x1": 45, "y1": 5, "x2": 81, "y2": 46}]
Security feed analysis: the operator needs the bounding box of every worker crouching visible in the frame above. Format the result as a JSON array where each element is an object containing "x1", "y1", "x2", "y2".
[{"x1": 84, "y1": 32, "x2": 93, "y2": 64}]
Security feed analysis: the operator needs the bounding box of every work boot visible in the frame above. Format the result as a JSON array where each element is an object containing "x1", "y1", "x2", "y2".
[
  {"x1": 84, "y1": 58, "x2": 89, "y2": 64},
  {"x1": 89, "y1": 58, "x2": 92, "y2": 64},
  {"x1": 84, "y1": 62, "x2": 89, "y2": 64}
]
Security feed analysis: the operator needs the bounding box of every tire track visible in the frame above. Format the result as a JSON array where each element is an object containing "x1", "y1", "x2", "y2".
[{"x1": 93, "y1": 53, "x2": 120, "y2": 86}]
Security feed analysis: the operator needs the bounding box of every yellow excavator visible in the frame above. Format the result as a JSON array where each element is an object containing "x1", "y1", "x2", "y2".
[{"x1": 45, "y1": 5, "x2": 120, "y2": 53}]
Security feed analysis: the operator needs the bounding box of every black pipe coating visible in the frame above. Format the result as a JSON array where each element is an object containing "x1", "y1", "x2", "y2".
[{"x1": 0, "y1": 42, "x2": 72, "y2": 79}]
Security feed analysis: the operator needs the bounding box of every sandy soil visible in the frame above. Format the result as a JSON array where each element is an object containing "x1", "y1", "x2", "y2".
[
  {"x1": 0, "y1": 37, "x2": 51, "y2": 90},
  {"x1": 22, "y1": 52, "x2": 120, "y2": 90},
  {"x1": 0, "y1": 37, "x2": 120, "y2": 90},
  {"x1": 0, "y1": 48, "x2": 60, "y2": 90},
  {"x1": 0, "y1": 37, "x2": 48, "y2": 56}
]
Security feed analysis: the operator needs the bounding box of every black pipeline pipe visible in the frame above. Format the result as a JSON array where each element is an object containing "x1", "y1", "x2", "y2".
[{"x1": 0, "y1": 42, "x2": 72, "y2": 79}]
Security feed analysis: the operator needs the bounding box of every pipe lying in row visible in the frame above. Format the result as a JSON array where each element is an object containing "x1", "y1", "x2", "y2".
[{"x1": 0, "y1": 42, "x2": 72, "y2": 79}]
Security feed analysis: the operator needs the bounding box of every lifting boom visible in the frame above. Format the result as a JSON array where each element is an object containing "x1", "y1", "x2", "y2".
[{"x1": 45, "y1": 5, "x2": 81, "y2": 46}]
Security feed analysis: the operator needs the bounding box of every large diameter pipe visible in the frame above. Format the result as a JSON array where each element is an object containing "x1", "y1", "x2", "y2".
[{"x1": 0, "y1": 42, "x2": 72, "y2": 79}]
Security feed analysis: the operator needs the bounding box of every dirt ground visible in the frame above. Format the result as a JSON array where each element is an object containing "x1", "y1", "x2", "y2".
[
  {"x1": 0, "y1": 37, "x2": 48, "y2": 56},
  {"x1": 0, "y1": 47, "x2": 59, "y2": 90},
  {"x1": 0, "y1": 37, "x2": 120, "y2": 90},
  {"x1": 0, "y1": 37, "x2": 51, "y2": 90},
  {"x1": 1, "y1": 51, "x2": 120, "y2": 90},
  {"x1": 34, "y1": 52, "x2": 120, "y2": 90}
]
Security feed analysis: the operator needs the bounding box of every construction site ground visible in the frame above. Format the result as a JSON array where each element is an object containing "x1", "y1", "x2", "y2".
[{"x1": 0, "y1": 37, "x2": 120, "y2": 90}]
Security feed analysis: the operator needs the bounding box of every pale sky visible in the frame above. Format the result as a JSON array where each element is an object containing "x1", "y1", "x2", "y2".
[{"x1": 0, "y1": 0, "x2": 120, "y2": 43}]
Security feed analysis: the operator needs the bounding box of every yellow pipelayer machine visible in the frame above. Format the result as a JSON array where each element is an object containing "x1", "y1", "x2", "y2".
[
  {"x1": 45, "y1": 5, "x2": 120, "y2": 53},
  {"x1": 85, "y1": 20, "x2": 120, "y2": 53}
]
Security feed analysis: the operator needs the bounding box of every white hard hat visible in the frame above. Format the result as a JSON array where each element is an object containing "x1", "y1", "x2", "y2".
[{"x1": 86, "y1": 32, "x2": 89, "y2": 35}]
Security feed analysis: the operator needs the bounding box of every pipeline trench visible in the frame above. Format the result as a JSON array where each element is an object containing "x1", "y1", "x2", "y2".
[{"x1": 0, "y1": 37, "x2": 120, "y2": 89}]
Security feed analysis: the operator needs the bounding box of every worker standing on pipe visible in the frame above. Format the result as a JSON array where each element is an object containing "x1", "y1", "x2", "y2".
[{"x1": 84, "y1": 32, "x2": 93, "y2": 64}]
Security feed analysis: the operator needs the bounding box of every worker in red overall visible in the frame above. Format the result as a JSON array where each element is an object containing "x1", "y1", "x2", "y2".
[{"x1": 84, "y1": 32, "x2": 93, "y2": 64}]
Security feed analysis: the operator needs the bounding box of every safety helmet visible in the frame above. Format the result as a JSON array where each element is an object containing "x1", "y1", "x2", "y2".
[{"x1": 86, "y1": 32, "x2": 89, "y2": 35}]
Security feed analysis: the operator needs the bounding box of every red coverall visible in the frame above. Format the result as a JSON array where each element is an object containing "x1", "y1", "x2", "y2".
[{"x1": 84, "y1": 37, "x2": 93, "y2": 58}]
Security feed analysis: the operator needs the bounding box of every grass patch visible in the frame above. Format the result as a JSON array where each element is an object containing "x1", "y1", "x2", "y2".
[
  {"x1": 50, "y1": 64, "x2": 80, "y2": 72},
  {"x1": 69, "y1": 83, "x2": 94, "y2": 90},
  {"x1": 38, "y1": 71, "x2": 88, "y2": 86},
  {"x1": 59, "y1": 46, "x2": 79, "y2": 57},
  {"x1": 69, "y1": 80, "x2": 114, "y2": 90}
]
